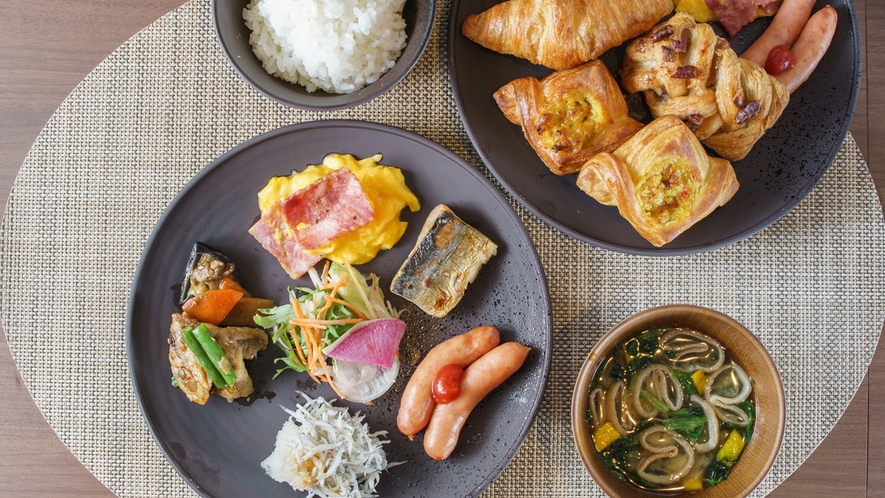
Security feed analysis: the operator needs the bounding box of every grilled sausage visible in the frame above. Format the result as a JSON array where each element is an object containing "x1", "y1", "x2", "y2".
[
  {"x1": 773, "y1": 5, "x2": 838, "y2": 93},
  {"x1": 397, "y1": 325, "x2": 500, "y2": 436},
  {"x1": 422, "y1": 342, "x2": 531, "y2": 460},
  {"x1": 741, "y1": 0, "x2": 816, "y2": 67}
]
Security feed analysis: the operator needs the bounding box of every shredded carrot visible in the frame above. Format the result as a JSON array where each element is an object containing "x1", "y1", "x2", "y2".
[
  {"x1": 290, "y1": 317, "x2": 364, "y2": 328},
  {"x1": 316, "y1": 276, "x2": 348, "y2": 318},
  {"x1": 288, "y1": 297, "x2": 311, "y2": 371},
  {"x1": 323, "y1": 296, "x2": 368, "y2": 319},
  {"x1": 285, "y1": 270, "x2": 348, "y2": 398}
]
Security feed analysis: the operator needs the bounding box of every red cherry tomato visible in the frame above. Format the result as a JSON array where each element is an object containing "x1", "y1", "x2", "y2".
[
  {"x1": 431, "y1": 364, "x2": 464, "y2": 404},
  {"x1": 764, "y1": 45, "x2": 797, "y2": 75}
]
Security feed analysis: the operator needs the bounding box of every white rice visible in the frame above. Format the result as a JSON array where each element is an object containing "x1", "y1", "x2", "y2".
[
  {"x1": 261, "y1": 394, "x2": 395, "y2": 497},
  {"x1": 244, "y1": 0, "x2": 408, "y2": 94}
]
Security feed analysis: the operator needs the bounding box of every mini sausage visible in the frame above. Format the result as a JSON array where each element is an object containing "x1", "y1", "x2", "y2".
[
  {"x1": 397, "y1": 325, "x2": 500, "y2": 436},
  {"x1": 741, "y1": 0, "x2": 816, "y2": 68},
  {"x1": 422, "y1": 342, "x2": 531, "y2": 460},
  {"x1": 774, "y1": 5, "x2": 837, "y2": 93}
]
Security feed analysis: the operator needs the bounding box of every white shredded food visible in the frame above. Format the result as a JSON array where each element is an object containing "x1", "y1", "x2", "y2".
[
  {"x1": 262, "y1": 393, "x2": 395, "y2": 497},
  {"x1": 243, "y1": 0, "x2": 408, "y2": 94}
]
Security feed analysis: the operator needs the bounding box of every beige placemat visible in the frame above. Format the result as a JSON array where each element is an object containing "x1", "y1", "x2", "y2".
[{"x1": 1, "y1": 0, "x2": 884, "y2": 496}]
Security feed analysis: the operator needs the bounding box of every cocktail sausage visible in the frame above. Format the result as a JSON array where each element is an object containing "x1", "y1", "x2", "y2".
[
  {"x1": 741, "y1": 0, "x2": 816, "y2": 67},
  {"x1": 397, "y1": 325, "x2": 500, "y2": 436},
  {"x1": 422, "y1": 342, "x2": 531, "y2": 460}
]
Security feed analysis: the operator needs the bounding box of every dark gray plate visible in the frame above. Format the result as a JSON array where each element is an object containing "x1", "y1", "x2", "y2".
[
  {"x1": 126, "y1": 120, "x2": 551, "y2": 497},
  {"x1": 448, "y1": 0, "x2": 860, "y2": 255}
]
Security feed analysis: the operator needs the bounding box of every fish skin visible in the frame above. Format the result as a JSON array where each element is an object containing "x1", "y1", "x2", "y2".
[{"x1": 390, "y1": 205, "x2": 497, "y2": 318}]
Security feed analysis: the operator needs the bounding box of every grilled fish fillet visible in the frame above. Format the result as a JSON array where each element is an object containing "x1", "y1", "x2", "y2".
[{"x1": 390, "y1": 205, "x2": 497, "y2": 318}]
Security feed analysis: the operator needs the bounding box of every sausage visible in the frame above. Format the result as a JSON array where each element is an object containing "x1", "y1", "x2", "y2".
[
  {"x1": 741, "y1": 0, "x2": 816, "y2": 67},
  {"x1": 422, "y1": 342, "x2": 531, "y2": 460},
  {"x1": 397, "y1": 325, "x2": 500, "y2": 436},
  {"x1": 774, "y1": 5, "x2": 838, "y2": 93}
]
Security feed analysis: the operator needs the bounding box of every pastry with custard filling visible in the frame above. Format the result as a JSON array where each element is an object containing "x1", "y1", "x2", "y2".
[
  {"x1": 576, "y1": 115, "x2": 739, "y2": 247},
  {"x1": 494, "y1": 60, "x2": 644, "y2": 176}
]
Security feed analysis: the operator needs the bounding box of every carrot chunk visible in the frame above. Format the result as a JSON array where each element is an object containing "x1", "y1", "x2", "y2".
[{"x1": 182, "y1": 288, "x2": 244, "y2": 325}]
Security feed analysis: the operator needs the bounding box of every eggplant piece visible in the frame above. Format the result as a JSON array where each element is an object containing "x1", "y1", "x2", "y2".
[{"x1": 179, "y1": 242, "x2": 240, "y2": 304}]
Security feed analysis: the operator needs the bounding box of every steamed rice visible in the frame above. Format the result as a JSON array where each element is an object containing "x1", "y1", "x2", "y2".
[{"x1": 244, "y1": 0, "x2": 408, "y2": 94}]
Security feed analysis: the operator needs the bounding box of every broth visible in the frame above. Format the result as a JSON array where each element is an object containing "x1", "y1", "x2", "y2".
[{"x1": 587, "y1": 327, "x2": 755, "y2": 492}]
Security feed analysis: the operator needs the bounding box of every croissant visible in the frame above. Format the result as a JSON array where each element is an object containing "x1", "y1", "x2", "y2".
[
  {"x1": 462, "y1": 0, "x2": 674, "y2": 70},
  {"x1": 576, "y1": 115, "x2": 739, "y2": 247},
  {"x1": 493, "y1": 60, "x2": 644, "y2": 176},
  {"x1": 621, "y1": 12, "x2": 789, "y2": 161}
]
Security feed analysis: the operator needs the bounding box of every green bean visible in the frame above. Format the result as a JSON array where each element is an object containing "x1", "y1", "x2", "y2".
[
  {"x1": 181, "y1": 327, "x2": 229, "y2": 389},
  {"x1": 192, "y1": 323, "x2": 238, "y2": 387}
]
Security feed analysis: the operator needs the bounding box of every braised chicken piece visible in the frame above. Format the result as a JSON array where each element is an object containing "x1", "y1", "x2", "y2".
[{"x1": 169, "y1": 313, "x2": 268, "y2": 404}]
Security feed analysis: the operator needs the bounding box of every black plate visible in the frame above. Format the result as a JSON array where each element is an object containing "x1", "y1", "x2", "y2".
[
  {"x1": 448, "y1": 0, "x2": 860, "y2": 255},
  {"x1": 127, "y1": 120, "x2": 552, "y2": 497}
]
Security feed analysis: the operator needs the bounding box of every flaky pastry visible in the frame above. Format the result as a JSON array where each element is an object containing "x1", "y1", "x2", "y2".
[
  {"x1": 576, "y1": 115, "x2": 739, "y2": 247},
  {"x1": 462, "y1": 0, "x2": 674, "y2": 70},
  {"x1": 621, "y1": 12, "x2": 789, "y2": 161},
  {"x1": 494, "y1": 60, "x2": 644, "y2": 176}
]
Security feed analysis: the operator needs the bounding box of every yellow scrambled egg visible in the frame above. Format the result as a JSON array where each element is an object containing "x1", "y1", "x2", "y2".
[
  {"x1": 257, "y1": 153, "x2": 420, "y2": 265},
  {"x1": 674, "y1": 0, "x2": 717, "y2": 22}
]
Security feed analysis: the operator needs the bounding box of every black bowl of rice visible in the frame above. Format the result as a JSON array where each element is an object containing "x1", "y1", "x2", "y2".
[{"x1": 212, "y1": 0, "x2": 435, "y2": 111}]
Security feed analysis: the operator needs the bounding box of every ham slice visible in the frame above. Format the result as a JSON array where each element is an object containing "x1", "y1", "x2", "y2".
[
  {"x1": 283, "y1": 167, "x2": 375, "y2": 250},
  {"x1": 706, "y1": 0, "x2": 782, "y2": 37},
  {"x1": 249, "y1": 166, "x2": 375, "y2": 280},
  {"x1": 249, "y1": 200, "x2": 323, "y2": 280}
]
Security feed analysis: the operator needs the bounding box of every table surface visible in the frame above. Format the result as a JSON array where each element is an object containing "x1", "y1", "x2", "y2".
[{"x1": 0, "y1": 1, "x2": 882, "y2": 496}]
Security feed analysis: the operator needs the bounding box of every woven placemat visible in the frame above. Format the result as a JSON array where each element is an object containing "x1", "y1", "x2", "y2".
[{"x1": 1, "y1": 1, "x2": 884, "y2": 496}]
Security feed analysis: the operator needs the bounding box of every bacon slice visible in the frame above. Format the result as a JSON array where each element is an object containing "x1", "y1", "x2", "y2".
[
  {"x1": 706, "y1": 0, "x2": 782, "y2": 37},
  {"x1": 282, "y1": 167, "x2": 375, "y2": 250},
  {"x1": 249, "y1": 167, "x2": 376, "y2": 280},
  {"x1": 249, "y1": 200, "x2": 323, "y2": 280}
]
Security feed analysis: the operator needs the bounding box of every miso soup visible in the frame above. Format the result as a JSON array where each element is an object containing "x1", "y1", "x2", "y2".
[{"x1": 586, "y1": 327, "x2": 755, "y2": 492}]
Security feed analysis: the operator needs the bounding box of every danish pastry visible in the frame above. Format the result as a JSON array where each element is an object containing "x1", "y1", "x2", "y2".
[
  {"x1": 576, "y1": 115, "x2": 739, "y2": 247},
  {"x1": 621, "y1": 12, "x2": 789, "y2": 161},
  {"x1": 493, "y1": 60, "x2": 643, "y2": 176}
]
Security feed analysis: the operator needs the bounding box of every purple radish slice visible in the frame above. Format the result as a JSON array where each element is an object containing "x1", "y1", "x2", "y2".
[{"x1": 322, "y1": 317, "x2": 406, "y2": 369}]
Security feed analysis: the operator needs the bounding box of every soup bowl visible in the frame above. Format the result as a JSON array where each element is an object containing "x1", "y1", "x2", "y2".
[
  {"x1": 212, "y1": 0, "x2": 435, "y2": 111},
  {"x1": 571, "y1": 304, "x2": 785, "y2": 497}
]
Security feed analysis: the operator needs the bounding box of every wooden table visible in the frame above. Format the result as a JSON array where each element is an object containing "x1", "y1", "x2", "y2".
[{"x1": 0, "y1": 1, "x2": 881, "y2": 495}]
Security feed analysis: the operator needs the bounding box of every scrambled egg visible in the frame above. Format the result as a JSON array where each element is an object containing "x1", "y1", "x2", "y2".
[
  {"x1": 674, "y1": 0, "x2": 717, "y2": 22},
  {"x1": 257, "y1": 153, "x2": 420, "y2": 264}
]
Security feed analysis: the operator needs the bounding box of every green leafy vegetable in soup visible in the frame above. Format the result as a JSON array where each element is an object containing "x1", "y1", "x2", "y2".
[{"x1": 587, "y1": 327, "x2": 754, "y2": 493}]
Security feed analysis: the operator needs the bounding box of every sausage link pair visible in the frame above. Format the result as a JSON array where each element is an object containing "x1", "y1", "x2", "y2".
[
  {"x1": 422, "y1": 342, "x2": 531, "y2": 460},
  {"x1": 741, "y1": 0, "x2": 838, "y2": 93},
  {"x1": 773, "y1": 6, "x2": 837, "y2": 93},
  {"x1": 397, "y1": 325, "x2": 500, "y2": 437},
  {"x1": 741, "y1": 0, "x2": 816, "y2": 67}
]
